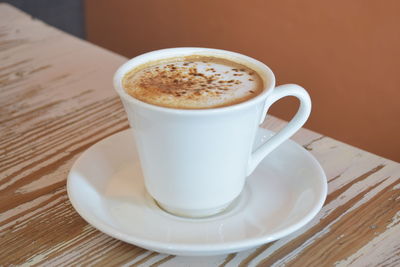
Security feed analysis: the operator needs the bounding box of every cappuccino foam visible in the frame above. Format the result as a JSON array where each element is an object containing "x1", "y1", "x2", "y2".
[{"x1": 122, "y1": 56, "x2": 264, "y2": 109}]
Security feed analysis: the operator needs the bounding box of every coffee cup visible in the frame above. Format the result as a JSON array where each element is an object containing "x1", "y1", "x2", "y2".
[{"x1": 113, "y1": 47, "x2": 311, "y2": 218}]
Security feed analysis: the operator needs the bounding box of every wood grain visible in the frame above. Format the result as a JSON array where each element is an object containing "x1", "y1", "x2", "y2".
[{"x1": 1, "y1": 3, "x2": 400, "y2": 266}]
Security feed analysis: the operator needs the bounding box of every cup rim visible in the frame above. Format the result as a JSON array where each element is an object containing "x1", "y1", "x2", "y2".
[{"x1": 113, "y1": 47, "x2": 276, "y2": 115}]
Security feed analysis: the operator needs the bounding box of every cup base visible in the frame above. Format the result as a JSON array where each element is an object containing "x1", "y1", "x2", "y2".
[{"x1": 155, "y1": 200, "x2": 234, "y2": 218}]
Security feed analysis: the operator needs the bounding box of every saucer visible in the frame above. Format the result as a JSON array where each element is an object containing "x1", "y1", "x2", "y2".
[{"x1": 67, "y1": 129, "x2": 327, "y2": 256}]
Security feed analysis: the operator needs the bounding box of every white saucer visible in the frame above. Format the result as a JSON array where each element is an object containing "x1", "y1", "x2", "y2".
[{"x1": 67, "y1": 129, "x2": 327, "y2": 256}]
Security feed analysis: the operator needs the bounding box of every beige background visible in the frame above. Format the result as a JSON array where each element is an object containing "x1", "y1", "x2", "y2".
[{"x1": 85, "y1": 0, "x2": 400, "y2": 161}]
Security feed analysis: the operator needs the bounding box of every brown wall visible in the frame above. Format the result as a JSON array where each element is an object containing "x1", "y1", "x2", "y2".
[{"x1": 85, "y1": 0, "x2": 400, "y2": 162}]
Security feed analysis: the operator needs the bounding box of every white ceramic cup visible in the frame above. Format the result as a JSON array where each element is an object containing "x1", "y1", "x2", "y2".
[{"x1": 114, "y1": 48, "x2": 311, "y2": 218}]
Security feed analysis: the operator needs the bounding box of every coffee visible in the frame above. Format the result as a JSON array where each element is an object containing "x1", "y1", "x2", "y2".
[{"x1": 122, "y1": 55, "x2": 264, "y2": 109}]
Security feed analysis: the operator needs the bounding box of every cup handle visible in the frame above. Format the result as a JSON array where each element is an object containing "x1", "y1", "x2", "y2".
[{"x1": 247, "y1": 84, "x2": 312, "y2": 175}]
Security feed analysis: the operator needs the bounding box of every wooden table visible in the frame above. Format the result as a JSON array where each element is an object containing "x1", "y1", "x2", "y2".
[{"x1": 1, "y1": 4, "x2": 399, "y2": 266}]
